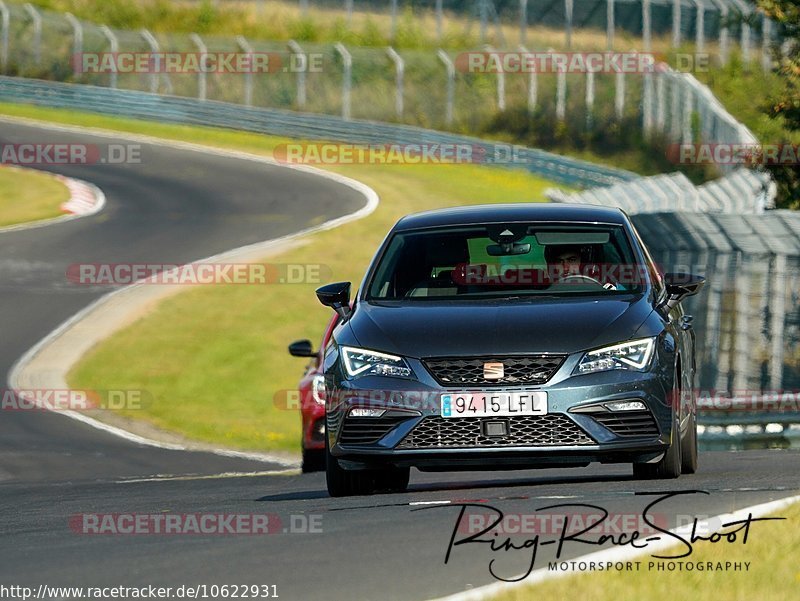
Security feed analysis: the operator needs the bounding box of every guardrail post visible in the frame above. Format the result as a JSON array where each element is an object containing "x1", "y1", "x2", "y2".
[
  {"x1": 345, "y1": 0, "x2": 353, "y2": 25},
  {"x1": 710, "y1": 0, "x2": 729, "y2": 66},
  {"x1": 100, "y1": 25, "x2": 118, "y2": 89},
  {"x1": 437, "y1": 49, "x2": 454, "y2": 126},
  {"x1": 519, "y1": 0, "x2": 527, "y2": 46},
  {"x1": 682, "y1": 76, "x2": 693, "y2": 144},
  {"x1": 0, "y1": 2, "x2": 9, "y2": 75},
  {"x1": 655, "y1": 69, "x2": 666, "y2": 132},
  {"x1": 519, "y1": 45, "x2": 536, "y2": 113},
  {"x1": 769, "y1": 254, "x2": 786, "y2": 389},
  {"x1": 140, "y1": 29, "x2": 160, "y2": 93},
  {"x1": 694, "y1": 0, "x2": 704, "y2": 53},
  {"x1": 485, "y1": 45, "x2": 505, "y2": 111},
  {"x1": 65, "y1": 13, "x2": 83, "y2": 79},
  {"x1": 288, "y1": 40, "x2": 307, "y2": 108},
  {"x1": 334, "y1": 42, "x2": 352, "y2": 120},
  {"x1": 236, "y1": 35, "x2": 254, "y2": 106},
  {"x1": 642, "y1": 68, "x2": 654, "y2": 138},
  {"x1": 585, "y1": 68, "x2": 594, "y2": 129},
  {"x1": 390, "y1": 0, "x2": 398, "y2": 41},
  {"x1": 189, "y1": 33, "x2": 207, "y2": 101},
  {"x1": 761, "y1": 15, "x2": 772, "y2": 72},
  {"x1": 670, "y1": 72, "x2": 681, "y2": 139},
  {"x1": 606, "y1": 0, "x2": 614, "y2": 50},
  {"x1": 436, "y1": 0, "x2": 443, "y2": 42},
  {"x1": 551, "y1": 48, "x2": 566, "y2": 121},
  {"x1": 386, "y1": 47, "x2": 404, "y2": 120},
  {"x1": 23, "y1": 3, "x2": 41, "y2": 66},
  {"x1": 299, "y1": 0, "x2": 308, "y2": 16},
  {"x1": 642, "y1": 0, "x2": 651, "y2": 52},
  {"x1": 614, "y1": 64, "x2": 625, "y2": 120},
  {"x1": 671, "y1": 0, "x2": 681, "y2": 48},
  {"x1": 564, "y1": 0, "x2": 573, "y2": 50},
  {"x1": 736, "y1": 1, "x2": 752, "y2": 65}
]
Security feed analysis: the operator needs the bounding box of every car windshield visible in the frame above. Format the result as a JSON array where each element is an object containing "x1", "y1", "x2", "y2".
[{"x1": 366, "y1": 223, "x2": 646, "y2": 300}]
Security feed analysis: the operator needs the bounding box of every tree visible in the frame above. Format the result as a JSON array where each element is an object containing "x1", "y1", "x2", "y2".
[{"x1": 758, "y1": 1, "x2": 800, "y2": 209}]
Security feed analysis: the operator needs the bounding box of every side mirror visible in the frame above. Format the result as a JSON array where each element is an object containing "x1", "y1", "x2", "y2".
[
  {"x1": 316, "y1": 281, "x2": 352, "y2": 321},
  {"x1": 288, "y1": 339, "x2": 316, "y2": 357},
  {"x1": 661, "y1": 273, "x2": 705, "y2": 311}
]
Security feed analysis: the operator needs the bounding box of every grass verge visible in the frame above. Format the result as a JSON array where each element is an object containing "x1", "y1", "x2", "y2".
[
  {"x1": 0, "y1": 102, "x2": 568, "y2": 453},
  {"x1": 0, "y1": 164, "x2": 70, "y2": 227},
  {"x1": 489, "y1": 500, "x2": 800, "y2": 601},
  {"x1": 30, "y1": 0, "x2": 677, "y2": 52}
]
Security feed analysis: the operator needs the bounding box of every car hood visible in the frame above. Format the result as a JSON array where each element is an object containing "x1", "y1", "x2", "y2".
[{"x1": 347, "y1": 295, "x2": 654, "y2": 357}]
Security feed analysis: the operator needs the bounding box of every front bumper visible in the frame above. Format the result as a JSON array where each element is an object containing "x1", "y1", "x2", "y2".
[{"x1": 326, "y1": 357, "x2": 675, "y2": 470}]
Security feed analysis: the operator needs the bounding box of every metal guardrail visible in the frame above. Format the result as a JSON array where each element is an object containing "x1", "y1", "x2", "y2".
[
  {"x1": 547, "y1": 167, "x2": 776, "y2": 213},
  {"x1": 698, "y1": 396, "x2": 800, "y2": 449},
  {"x1": 0, "y1": 75, "x2": 637, "y2": 188}
]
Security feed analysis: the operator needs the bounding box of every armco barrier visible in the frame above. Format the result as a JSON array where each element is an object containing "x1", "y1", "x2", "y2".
[{"x1": 0, "y1": 75, "x2": 636, "y2": 189}]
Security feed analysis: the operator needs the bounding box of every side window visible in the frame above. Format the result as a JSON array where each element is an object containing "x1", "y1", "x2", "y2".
[{"x1": 629, "y1": 222, "x2": 664, "y2": 296}]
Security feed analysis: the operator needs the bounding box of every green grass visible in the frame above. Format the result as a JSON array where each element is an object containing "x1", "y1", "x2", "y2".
[
  {"x1": 0, "y1": 102, "x2": 566, "y2": 452},
  {"x1": 0, "y1": 164, "x2": 70, "y2": 227},
  {"x1": 489, "y1": 501, "x2": 800, "y2": 601}
]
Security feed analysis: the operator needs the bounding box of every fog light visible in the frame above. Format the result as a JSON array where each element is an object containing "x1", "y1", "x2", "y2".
[
  {"x1": 604, "y1": 400, "x2": 646, "y2": 412},
  {"x1": 349, "y1": 408, "x2": 386, "y2": 418}
]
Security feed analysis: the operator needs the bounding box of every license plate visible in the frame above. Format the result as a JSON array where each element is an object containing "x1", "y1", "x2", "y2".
[{"x1": 440, "y1": 392, "x2": 547, "y2": 417}]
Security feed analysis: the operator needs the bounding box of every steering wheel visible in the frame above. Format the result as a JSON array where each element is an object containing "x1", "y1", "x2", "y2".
[{"x1": 560, "y1": 274, "x2": 604, "y2": 287}]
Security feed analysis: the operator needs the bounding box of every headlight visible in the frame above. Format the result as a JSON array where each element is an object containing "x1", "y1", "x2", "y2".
[
  {"x1": 341, "y1": 346, "x2": 412, "y2": 379},
  {"x1": 576, "y1": 338, "x2": 656, "y2": 374},
  {"x1": 311, "y1": 374, "x2": 326, "y2": 405}
]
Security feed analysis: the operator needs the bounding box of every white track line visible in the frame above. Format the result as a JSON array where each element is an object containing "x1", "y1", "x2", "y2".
[
  {"x1": 115, "y1": 469, "x2": 299, "y2": 484},
  {"x1": 426, "y1": 493, "x2": 800, "y2": 601},
  {"x1": 4, "y1": 114, "x2": 379, "y2": 467}
]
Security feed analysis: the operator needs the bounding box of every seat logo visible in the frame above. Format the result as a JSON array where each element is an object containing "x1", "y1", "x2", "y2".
[{"x1": 483, "y1": 362, "x2": 504, "y2": 380}]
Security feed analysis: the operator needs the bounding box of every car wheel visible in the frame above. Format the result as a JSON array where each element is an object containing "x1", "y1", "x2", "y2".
[
  {"x1": 680, "y1": 410, "x2": 698, "y2": 474},
  {"x1": 633, "y1": 378, "x2": 682, "y2": 480},
  {"x1": 373, "y1": 466, "x2": 410, "y2": 494},
  {"x1": 301, "y1": 448, "x2": 325, "y2": 473},
  {"x1": 325, "y1": 435, "x2": 374, "y2": 497}
]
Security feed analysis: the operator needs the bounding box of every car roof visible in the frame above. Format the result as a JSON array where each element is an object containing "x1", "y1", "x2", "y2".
[{"x1": 393, "y1": 203, "x2": 628, "y2": 231}]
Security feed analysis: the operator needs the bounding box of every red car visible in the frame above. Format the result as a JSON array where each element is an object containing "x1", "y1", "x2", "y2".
[{"x1": 288, "y1": 313, "x2": 338, "y2": 472}]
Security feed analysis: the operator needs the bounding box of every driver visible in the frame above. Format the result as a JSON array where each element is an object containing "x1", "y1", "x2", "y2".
[
  {"x1": 544, "y1": 244, "x2": 583, "y2": 281},
  {"x1": 544, "y1": 244, "x2": 619, "y2": 290}
]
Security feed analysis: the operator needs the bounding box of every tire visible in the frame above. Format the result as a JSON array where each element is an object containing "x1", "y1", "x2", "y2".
[
  {"x1": 301, "y1": 448, "x2": 325, "y2": 473},
  {"x1": 633, "y1": 376, "x2": 683, "y2": 480},
  {"x1": 680, "y1": 411, "x2": 699, "y2": 474},
  {"x1": 325, "y1": 435, "x2": 374, "y2": 497},
  {"x1": 373, "y1": 466, "x2": 410, "y2": 494}
]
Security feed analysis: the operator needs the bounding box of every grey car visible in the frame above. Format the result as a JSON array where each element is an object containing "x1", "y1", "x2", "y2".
[{"x1": 316, "y1": 204, "x2": 705, "y2": 496}]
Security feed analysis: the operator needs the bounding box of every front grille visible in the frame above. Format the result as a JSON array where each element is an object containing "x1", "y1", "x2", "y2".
[
  {"x1": 592, "y1": 411, "x2": 660, "y2": 437},
  {"x1": 423, "y1": 355, "x2": 566, "y2": 387},
  {"x1": 338, "y1": 416, "x2": 411, "y2": 445},
  {"x1": 396, "y1": 415, "x2": 594, "y2": 449}
]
